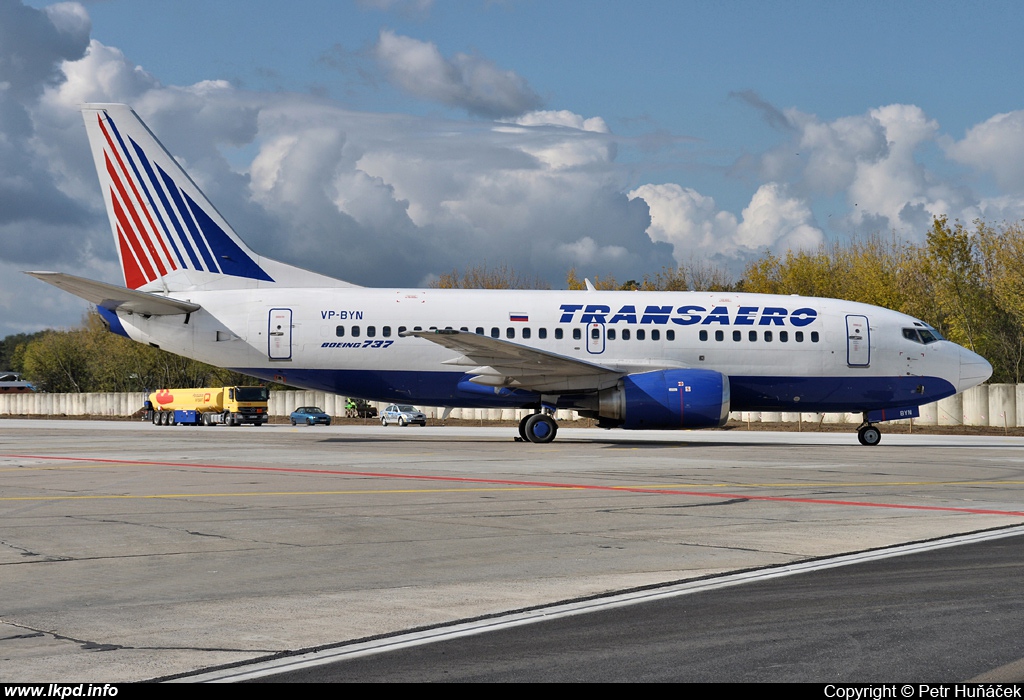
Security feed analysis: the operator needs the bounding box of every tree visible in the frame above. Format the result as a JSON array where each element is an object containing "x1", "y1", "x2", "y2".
[
  {"x1": 430, "y1": 263, "x2": 549, "y2": 289},
  {"x1": 20, "y1": 312, "x2": 265, "y2": 392}
]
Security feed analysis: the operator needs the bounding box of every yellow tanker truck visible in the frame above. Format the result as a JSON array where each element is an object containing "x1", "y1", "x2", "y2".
[{"x1": 145, "y1": 386, "x2": 270, "y2": 426}]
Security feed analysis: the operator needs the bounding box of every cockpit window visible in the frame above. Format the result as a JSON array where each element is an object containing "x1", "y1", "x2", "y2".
[{"x1": 903, "y1": 327, "x2": 942, "y2": 344}]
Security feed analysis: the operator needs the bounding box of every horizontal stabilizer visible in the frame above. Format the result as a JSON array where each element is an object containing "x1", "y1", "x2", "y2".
[{"x1": 24, "y1": 271, "x2": 200, "y2": 316}]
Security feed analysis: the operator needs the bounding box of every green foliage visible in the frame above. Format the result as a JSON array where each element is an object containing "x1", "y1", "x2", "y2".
[
  {"x1": 18, "y1": 312, "x2": 258, "y2": 393},
  {"x1": 0, "y1": 330, "x2": 45, "y2": 373}
]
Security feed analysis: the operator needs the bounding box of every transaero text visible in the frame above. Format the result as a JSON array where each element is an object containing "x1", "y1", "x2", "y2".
[{"x1": 557, "y1": 304, "x2": 818, "y2": 326}]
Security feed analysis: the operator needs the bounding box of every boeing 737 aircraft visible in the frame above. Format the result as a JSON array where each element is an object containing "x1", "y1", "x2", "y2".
[{"x1": 28, "y1": 104, "x2": 993, "y2": 445}]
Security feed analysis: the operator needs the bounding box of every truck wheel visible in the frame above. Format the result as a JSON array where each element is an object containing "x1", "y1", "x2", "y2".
[{"x1": 152, "y1": 411, "x2": 160, "y2": 426}]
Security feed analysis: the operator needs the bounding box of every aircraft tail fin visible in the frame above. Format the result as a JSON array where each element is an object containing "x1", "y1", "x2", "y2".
[{"x1": 81, "y1": 103, "x2": 355, "y2": 292}]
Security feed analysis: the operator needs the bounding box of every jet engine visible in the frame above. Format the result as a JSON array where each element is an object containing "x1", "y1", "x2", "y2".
[{"x1": 593, "y1": 368, "x2": 730, "y2": 430}]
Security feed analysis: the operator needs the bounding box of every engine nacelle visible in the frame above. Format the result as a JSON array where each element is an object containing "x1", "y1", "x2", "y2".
[{"x1": 597, "y1": 369, "x2": 730, "y2": 430}]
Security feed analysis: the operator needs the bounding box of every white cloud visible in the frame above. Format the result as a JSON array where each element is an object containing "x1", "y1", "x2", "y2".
[
  {"x1": 750, "y1": 100, "x2": 1001, "y2": 237},
  {"x1": 946, "y1": 110, "x2": 1024, "y2": 191},
  {"x1": 628, "y1": 182, "x2": 824, "y2": 260},
  {"x1": 373, "y1": 30, "x2": 542, "y2": 118}
]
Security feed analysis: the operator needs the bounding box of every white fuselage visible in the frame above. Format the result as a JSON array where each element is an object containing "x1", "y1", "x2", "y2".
[{"x1": 110, "y1": 287, "x2": 986, "y2": 415}]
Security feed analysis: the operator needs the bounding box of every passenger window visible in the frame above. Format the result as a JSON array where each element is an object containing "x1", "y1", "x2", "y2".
[
  {"x1": 733, "y1": 330, "x2": 741, "y2": 341},
  {"x1": 507, "y1": 328, "x2": 515, "y2": 339},
  {"x1": 608, "y1": 329, "x2": 616, "y2": 340},
  {"x1": 715, "y1": 330, "x2": 724, "y2": 341},
  {"x1": 779, "y1": 331, "x2": 787, "y2": 342},
  {"x1": 414, "y1": 326, "x2": 422, "y2": 331},
  {"x1": 666, "y1": 330, "x2": 675, "y2": 341},
  {"x1": 383, "y1": 326, "x2": 391, "y2": 337},
  {"x1": 555, "y1": 328, "x2": 564, "y2": 340},
  {"x1": 367, "y1": 326, "x2": 376, "y2": 338},
  {"x1": 399, "y1": 326, "x2": 407, "y2": 334},
  {"x1": 637, "y1": 329, "x2": 646, "y2": 341},
  {"x1": 352, "y1": 326, "x2": 361, "y2": 337},
  {"x1": 795, "y1": 331, "x2": 804, "y2": 342},
  {"x1": 651, "y1": 329, "x2": 660, "y2": 341},
  {"x1": 523, "y1": 327, "x2": 531, "y2": 339},
  {"x1": 591, "y1": 327, "x2": 600, "y2": 339},
  {"x1": 476, "y1": 327, "x2": 484, "y2": 335},
  {"x1": 573, "y1": 328, "x2": 582, "y2": 340},
  {"x1": 749, "y1": 330, "x2": 757, "y2": 341},
  {"x1": 491, "y1": 327, "x2": 500, "y2": 338},
  {"x1": 539, "y1": 328, "x2": 547, "y2": 339},
  {"x1": 699, "y1": 330, "x2": 708, "y2": 341},
  {"x1": 811, "y1": 331, "x2": 819, "y2": 342},
  {"x1": 764, "y1": 330, "x2": 772, "y2": 342},
  {"x1": 622, "y1": 329, "x2": 631, "y2": 340},
  {"x1": 336, "y1": 326, "x2": 345, "y2": 338},
  {"x1": 460, "y1": 327, "x2": 469, "y2": 332}
]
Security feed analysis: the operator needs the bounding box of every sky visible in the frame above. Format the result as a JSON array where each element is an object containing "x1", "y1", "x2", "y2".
[{"x1": 2, "y1": 0, "x2": 1024, "y2": 337}]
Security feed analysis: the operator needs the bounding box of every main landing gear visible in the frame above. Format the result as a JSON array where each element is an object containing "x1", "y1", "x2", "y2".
[
  {"x1": 857, "y1": 421, "x2": 882, "y2": 446},
  {"x1": 517, "y1": 412, "x2": 558, "y2": 444}
]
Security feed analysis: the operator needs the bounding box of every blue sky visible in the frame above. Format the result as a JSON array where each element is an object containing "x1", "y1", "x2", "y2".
[{"x1": 3, "y1": 0, "x2": 1024, "y2": 336}]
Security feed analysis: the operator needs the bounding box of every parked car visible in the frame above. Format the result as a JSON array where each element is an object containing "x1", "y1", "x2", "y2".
[
  {"x1": 290, "y1": 406, "x2": 331, "y2": 426},
  {"x1": 380, "y1": 404, "x2": 427, "y2": 427}
]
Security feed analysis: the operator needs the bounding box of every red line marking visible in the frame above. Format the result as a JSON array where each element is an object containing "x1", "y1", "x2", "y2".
[{"x1": 3, "y1": 453, "x2": 1023, "y2": 517}]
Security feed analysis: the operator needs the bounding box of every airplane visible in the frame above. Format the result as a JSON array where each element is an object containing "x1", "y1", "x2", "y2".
[{"x1": 27, "y1": 103, "x2": 993, "y2": 446}]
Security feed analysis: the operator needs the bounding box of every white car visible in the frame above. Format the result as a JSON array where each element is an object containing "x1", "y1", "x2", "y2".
[{"x1": 380, "y1": 404, "x2": 427, "y2": 427}]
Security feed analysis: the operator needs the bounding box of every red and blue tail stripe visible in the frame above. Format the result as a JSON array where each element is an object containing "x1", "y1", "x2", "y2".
[{"x1": 95, "y1": 110, "x2": 272, "y2": 289}]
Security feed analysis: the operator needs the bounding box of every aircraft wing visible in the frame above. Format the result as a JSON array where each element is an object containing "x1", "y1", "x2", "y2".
[
  {"x1": 24, "y1": 272, "x2": 201, "y2": 316},
  {"x1": 402, "y1": 328, "x2": 676, "y2": 393}
]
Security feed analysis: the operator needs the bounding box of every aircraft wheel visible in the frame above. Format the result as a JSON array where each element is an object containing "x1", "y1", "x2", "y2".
[
  {"x1": 857, "y1": 425, "x2": 881, "y2": 446},
  {"x1": 518, "y1": 415, "x2": 532, "y2": 441},
  {"x1": 524, "y1": 413, "x2": 557, "y2": 444},
  {"x1": 398, "y1": 416, "x2": 407, "y2": 427}
]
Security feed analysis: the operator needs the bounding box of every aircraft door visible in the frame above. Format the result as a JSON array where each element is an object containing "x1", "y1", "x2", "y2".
[
  {"x1": 846, "y1": 314, "x2": 870, "y2": 367},
  {"x1": 587, "y1": 322, "x2": 605, "y2": 354},
  {"x1": 268, "y1": 308, "x2": 293, "y2": 360}
]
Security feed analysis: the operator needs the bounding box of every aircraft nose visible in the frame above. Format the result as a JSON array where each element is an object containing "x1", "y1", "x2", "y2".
[{"x1": 958, "y1": 345, "x2": 993, "y2": 392}]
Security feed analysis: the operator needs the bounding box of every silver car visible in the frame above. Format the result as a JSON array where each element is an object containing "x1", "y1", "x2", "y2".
[{"x1": 380, "y1": 404, "x2": 427, "y2": 427}]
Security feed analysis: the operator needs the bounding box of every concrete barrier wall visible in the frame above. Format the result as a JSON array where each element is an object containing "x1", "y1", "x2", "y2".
[{"x1": 0, "y1": 385, "x2": 1020, "y2": 428}]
